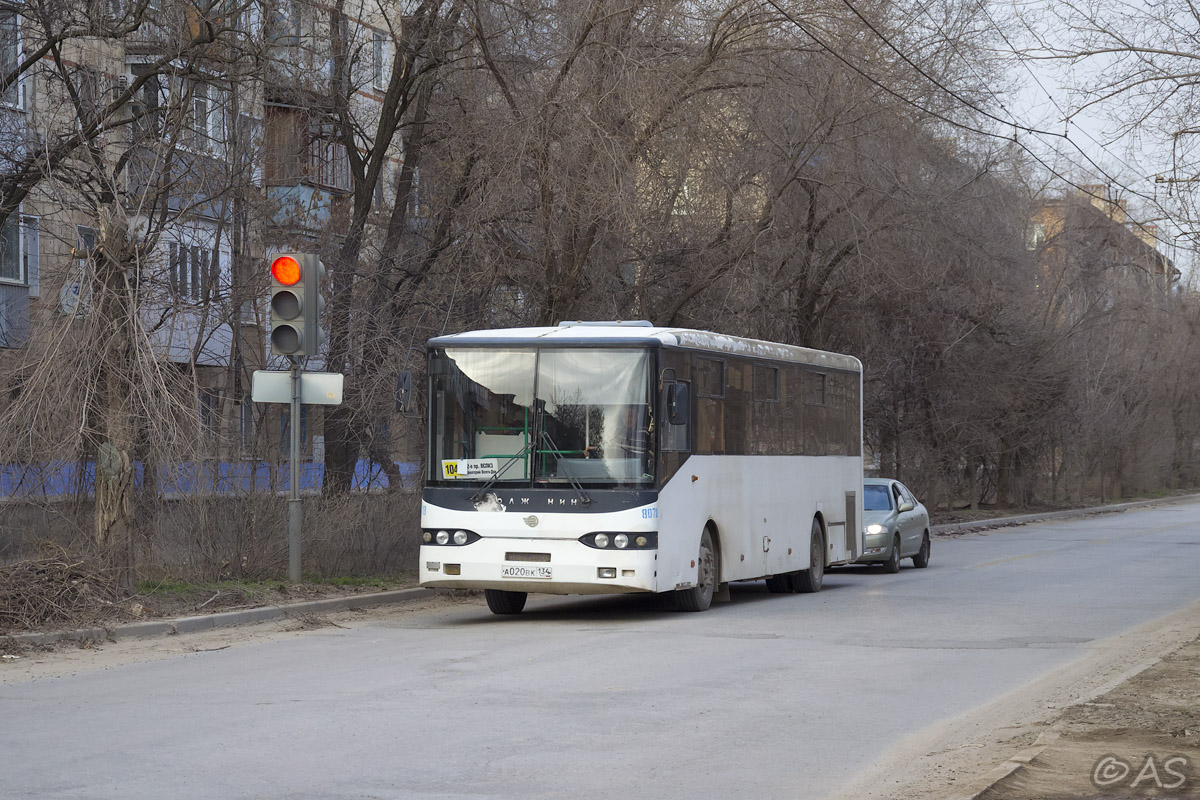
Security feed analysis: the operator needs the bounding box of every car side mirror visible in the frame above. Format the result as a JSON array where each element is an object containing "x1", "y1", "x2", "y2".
[
  {"x1": 898, "y1": 500, "x2": 915, "y2": 513},
  {"x1": 666, "y1": 383, "x2": 689, "y2": 426}
]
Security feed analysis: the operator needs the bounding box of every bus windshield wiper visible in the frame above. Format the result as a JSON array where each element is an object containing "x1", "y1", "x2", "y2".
[
  {"x1": 470, "y1": 439, "x2": 534, "y2": 504},
  {"x1": 539, "y1": 430, "x2": 593, "y2": 506}
]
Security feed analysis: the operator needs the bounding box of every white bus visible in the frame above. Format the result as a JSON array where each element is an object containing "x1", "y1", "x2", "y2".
[{"x1": 419, "y1": 322, "x2": 864, "y2": 614}]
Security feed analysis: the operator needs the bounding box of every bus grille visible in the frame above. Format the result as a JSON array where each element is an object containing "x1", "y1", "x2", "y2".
[{"x1": 505, "y1": 552, "x2": 551, "y2": 562}]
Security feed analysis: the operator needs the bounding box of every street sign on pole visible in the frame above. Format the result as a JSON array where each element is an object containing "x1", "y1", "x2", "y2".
[
  {"x1": 251, "y1": 368, "x2": 344, "y2": 583},
  {"x1": 252, "y1": 370, "x2": 344, "y2": 405}
]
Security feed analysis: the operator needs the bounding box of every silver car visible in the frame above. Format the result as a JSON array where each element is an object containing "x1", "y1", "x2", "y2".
[{"x1": 857, "y1": 478, "x2": 931, "y2": 572}]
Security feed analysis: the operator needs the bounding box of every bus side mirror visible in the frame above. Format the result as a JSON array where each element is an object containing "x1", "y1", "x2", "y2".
[
  {"x1": 667, "y1": 383, "x2": 689, "y2": 426},
  {"x1": 396, "y1": 370, "x2": 415, "y2": 415}
]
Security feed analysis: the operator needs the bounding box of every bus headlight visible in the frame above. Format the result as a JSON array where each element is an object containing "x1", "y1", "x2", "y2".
[
  {"x1": 581, "y1": 532, "x2": 658, "y2": 549},
  {"x1": 422, "y1": 529, "x2": 481, "y2": 546}
]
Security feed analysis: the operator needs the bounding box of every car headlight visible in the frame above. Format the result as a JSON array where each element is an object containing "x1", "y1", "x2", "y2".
[{"x1": 865, "y1": 523, "x2": 886, "y2": 535}]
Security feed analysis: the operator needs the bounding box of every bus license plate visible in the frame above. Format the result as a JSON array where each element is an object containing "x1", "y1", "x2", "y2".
[{"x1": 501, "y1": 564, "x2": 552, "y2": 579}]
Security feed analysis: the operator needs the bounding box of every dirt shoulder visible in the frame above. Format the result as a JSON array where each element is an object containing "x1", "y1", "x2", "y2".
[
  {"x1": 0, "y1": 590, "x2": 470, "y2": 685},
  {"x1": 977, "y1": 629, "x2": 1200, "y2": 799},
  {"x1": 831, "y1": 601, "x2": 1200, "y2": 800},
  {"x1": 0, "y1": 560, "x2": 419, "y2": 637}
]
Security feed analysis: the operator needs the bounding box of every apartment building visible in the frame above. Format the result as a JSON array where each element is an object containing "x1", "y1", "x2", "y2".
[{"x1": 0, "y1": 0, "x2": 404, "y2": 474}]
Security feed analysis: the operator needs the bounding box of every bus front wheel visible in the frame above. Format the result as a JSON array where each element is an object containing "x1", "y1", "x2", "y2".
[
  {"x1": 677, "y1": 528, "x2": 718, "y2": 612},
  {"x1": 794, "y1": 520, "x2": 825, "y2": 593},
  {"x1": 485, "y1": 589, "x2": 528, "y2": 615}
]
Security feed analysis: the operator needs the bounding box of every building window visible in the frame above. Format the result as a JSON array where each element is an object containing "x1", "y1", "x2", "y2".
[
  {"x1": 184, "y1": 81, "x2": 224, "y2": 151},
  {"x1": 129, "y1": 65, "x2": 162, "y2": 140},
  {"x1": 0, "y1": 11, "x2": 20, "y2": 109},
  {"x1": 0, "y1": 214, "x2": 40, "y2": 290},
  {"x1": 308, "y1": 136, "x2": 350, "y2": 190},
  {"x1": 0, "y1": 213, "x2": 20, "y2": 283},
  {"x1": 21, "y1": 216, "x2": 38, "y2": 295},
  {"x1": 169, "y1": 241, "x2": 218, "y2": 302},
  {"x1": 266, "y1": 0, "x2": 302, "y2": 44},
  {"x1": 1027, "y1": 222, "x2": 1046, "y2": 250},
  {"x1": 75, "y1": 67, "x2": 100, "y2": 125},
  {"x1": 193, "y1": 83, "x2": 208, "y2": 142},
  {"x1": 239, "y1": 401, "x2": 255, "y2": 453},
  {"x1": 372, "y1": 30, "x2": 387, "y2": 90},
  {"x1": 76, "y1": 225, "x2": 97, "y2": 258},
  {"x1": 200, "y1": 389, "x2": 222, "y2": 436}
]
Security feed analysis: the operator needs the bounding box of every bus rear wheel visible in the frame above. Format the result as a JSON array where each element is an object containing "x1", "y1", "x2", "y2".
[
  {"x1": 793, "y1": 520, "x2": 825, "y2": 593},
  {"x1": 485, "y1": 589, "x2": 527, "y2": 615},
  {"x1": 677, "y1": 528, "x2": 717, "y2": 612}
]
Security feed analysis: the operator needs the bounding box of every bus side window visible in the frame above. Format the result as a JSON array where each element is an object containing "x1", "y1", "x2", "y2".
[{"x1": 664, "y1": 380, "x2": 690, "y2": 452}]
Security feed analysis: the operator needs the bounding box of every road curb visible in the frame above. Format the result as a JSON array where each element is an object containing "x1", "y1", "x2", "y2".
[
  {"x1": 1, "y1": 586, "x2": 437, "y2": 648},
  {"x1": 931, "y1": 493, "x2": 1200, "y2": 537},
  {"x1": 954, "y1": 731, "x2": 1060, "y2": 800}
]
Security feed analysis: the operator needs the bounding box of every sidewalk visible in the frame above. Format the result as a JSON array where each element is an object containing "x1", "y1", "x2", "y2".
[{"x1": 932, "y1": 492, "x2": 1200, "y2": 537}]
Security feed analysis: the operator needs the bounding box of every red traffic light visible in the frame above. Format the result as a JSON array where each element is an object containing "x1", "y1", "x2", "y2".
[{"x1": 270, "y1": 256, "x2": 301, "y2": 286}]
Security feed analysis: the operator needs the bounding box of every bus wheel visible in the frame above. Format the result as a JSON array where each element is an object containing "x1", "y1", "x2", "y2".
[
  {"x1": 485, "y1": 589, "x2": 527, "y2": 615},
  {"x1": 883, "y1": 535, "x2": 901, "y2": 573},
  {"x1": 677, "y1": 529, "x2": 717, "y2": 612},
  {"x1": 794, "y1": 520, "x2": 824, "y2": 593},
  {"x1": 913, "y1": 533, "x2": 931, "y2": 568}
]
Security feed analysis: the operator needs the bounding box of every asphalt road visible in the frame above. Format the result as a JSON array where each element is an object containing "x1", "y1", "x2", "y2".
[{"x1": 4, "y1": 501, "x2": 1200, "y2": 800}]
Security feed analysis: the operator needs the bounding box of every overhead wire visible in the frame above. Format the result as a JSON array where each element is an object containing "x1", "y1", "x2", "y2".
[
  {"x1": 965, "y1": 0, "x2": 1159, "y2": 196},
  {"x1": 757, "y1": 0, "x2": 1178, "y2": 236}
]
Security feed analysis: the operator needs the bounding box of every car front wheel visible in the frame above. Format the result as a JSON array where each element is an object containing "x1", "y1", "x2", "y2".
[{"x1": 882, "y1": 534, "x2": 901, "y2": 574}]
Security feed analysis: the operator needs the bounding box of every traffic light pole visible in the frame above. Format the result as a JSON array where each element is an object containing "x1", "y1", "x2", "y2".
[{"x1": 288, "y1": 357, "x2": 302, "y2": 582}]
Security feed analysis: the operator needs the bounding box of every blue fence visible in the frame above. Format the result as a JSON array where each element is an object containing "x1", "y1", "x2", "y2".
[{"x1": 0, "y1": 459, "x2": 422, "y2": 500}]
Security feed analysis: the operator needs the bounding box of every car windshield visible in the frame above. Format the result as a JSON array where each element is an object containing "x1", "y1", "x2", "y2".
[
  {"x1": 428, "y1": 347, "x2": 654, "y2": 487},
  {"x1": 864, "y1": 484, "x2": 892, "y2": 511}
]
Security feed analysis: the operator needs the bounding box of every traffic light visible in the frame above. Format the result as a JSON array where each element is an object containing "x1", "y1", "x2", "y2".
[{"x1": 269, "y1": 253, "x2": 326, "y2": 357}]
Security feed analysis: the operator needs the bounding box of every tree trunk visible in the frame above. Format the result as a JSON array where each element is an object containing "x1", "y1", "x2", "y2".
[{"x1": 92, "y1": 235, "x2": 137, "y2": 595}]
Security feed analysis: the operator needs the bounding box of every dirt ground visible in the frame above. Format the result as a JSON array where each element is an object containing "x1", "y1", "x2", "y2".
[
  {"x1": 0, "y1": 590, "x2": 473, "y2": 684},
  {"x1": 829, "y1": 601, "x2": 1200, "y2": 800},
  {"x1": 977, "y1": 635, "x2": 1200, "y2": 799}
]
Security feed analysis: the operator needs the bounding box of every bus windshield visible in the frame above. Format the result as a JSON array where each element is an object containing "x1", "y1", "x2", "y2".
[{"x1": 429, "y1": 347, "x2": 654, "y2": 487}]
